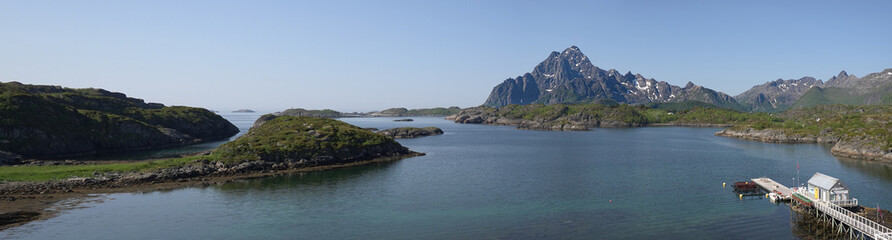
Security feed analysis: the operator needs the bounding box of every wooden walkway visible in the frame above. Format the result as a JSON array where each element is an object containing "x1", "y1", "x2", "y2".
[
  {"x1": 751, "y1": 177, "x2": 792, "y2": 200},
  {"x1": 756, "y1": 177, "x2": 892, "y2": 240}
]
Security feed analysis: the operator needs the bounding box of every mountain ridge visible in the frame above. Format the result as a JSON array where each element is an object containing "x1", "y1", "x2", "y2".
[{"x1": 483, "y1": 46, "x2": 741, "y2": 109}]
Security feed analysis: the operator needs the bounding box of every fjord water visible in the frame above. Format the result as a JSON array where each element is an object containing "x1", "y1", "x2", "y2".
[{"x1": 6, "y1": 117, "x2": 892, "y2": 239}]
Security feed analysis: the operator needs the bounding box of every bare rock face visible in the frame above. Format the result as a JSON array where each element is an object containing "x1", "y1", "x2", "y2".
[
  {"x1": 735, "y1": 77, "x2": 823, "y2": 112},
  {"x1": 483, "y1": 46, "x2": 740, "y2": 108},
  {"x1": 377, "y1": 127, "x2": 444, "y2": 139}
]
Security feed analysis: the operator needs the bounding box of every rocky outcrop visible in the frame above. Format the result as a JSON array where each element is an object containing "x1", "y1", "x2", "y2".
[
  {"x1": 831, "y1": 138, "x2": 892, "y2": 162},
  {"x1": 377, "y1": 127, "x2": 444, "y2": 138},
  {"x1": 0, "y1": 82, "x2": 239, "y2": 159},
  {"x1": 714, "y1": 128, "x2": 839, "y2": 144},
  {"x1": 483, "y1": 46, "x2": 740, "y2": 109},
  {"x1": 716, "y1": 128, "x2": 892, "y2": 163}
]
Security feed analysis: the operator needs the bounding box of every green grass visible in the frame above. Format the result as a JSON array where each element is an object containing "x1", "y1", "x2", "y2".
[
  {"x1": 791, "y1": 87, "x2": 864, "y2": 109},
  {"x1": 0, "y1": 156, "x2": 204, "y2": 182},
  {"x1": 214, "y1": 115, "x2": 396, "y2": 163}
]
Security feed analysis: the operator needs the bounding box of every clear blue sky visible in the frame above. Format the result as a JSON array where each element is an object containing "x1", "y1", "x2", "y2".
[{"x1": 2, "y1": 1, "x2": 890, "y2": 112}]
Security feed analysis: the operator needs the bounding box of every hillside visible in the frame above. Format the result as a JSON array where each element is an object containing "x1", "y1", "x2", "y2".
[
  {"x1": 735, "y1": 77, "x2": 823, "y2": 112},
  {"x1": 737, "y1": 69, "x2": 892, "y2": 111},
  {"x1": 717, "y1": 105, "x2": 892, "y2": 162},
  {"x1": 0, "y1": 82, "x2": 239, "y2": 159}
]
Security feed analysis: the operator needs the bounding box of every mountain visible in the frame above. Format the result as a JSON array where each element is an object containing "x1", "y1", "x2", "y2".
[
  {"x1": 791, "y1": 69, "x2": 892, "y2": 109},
  {"x1": 0, "y1": 81, "x2": 239, "y2": 158},
  {"x1": 483, "y1": 46, "x2": 741, "y2": 109},
  {"x1": 734, "y1": 77, "x2": 823, "y2": 112}
]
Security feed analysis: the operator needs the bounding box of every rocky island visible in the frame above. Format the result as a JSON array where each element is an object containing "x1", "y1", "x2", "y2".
[
  {"x1": 371, "y1": 107, "x2": 461, "y2": 117},
  {"x1": 276, "y1": 108, "x2": 343, "y2": 118},
  {"x1": 232, "y1": 109, "x2": 255, "y2": 113},
  {"x1": 0, "y1": 115, "x2": 423, "y2": 228},
  {"x1": 377, "y1": 127, "x2": 444, "y2": 139},
  {"x1": 0, "y1": 82, "x2": 239, "y2": 159}
]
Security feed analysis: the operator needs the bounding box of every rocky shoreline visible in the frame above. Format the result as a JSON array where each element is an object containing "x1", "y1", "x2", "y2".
[
  {"x1": 445, "y1": 112, "x2": 728, "y2": 131},
  {"x1": 716, "y1": 128, "x2": 892, "y2": 163},
  {"x1": 445, "y1": 111, "x2": 640, "y2": 131},
  {"x1": 448, "y1": 110, "x2": 891, "y2": 162}
]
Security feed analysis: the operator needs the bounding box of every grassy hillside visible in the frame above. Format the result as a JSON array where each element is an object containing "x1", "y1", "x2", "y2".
[
  {"x1": 0, "y1": 82, "x2": 238, "y2": 158},
  {"x1": 729, "y1": 105, "x2": 892, "y2": 149},
  {"x1": 791, "y1": 87, "x2": 865, "y2": 109}
]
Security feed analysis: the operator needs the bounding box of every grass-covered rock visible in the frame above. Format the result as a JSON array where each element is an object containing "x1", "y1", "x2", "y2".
[
  {"x1": 0, "y1": 82, "x2": 238, "y2": 158},
  {"x1": 214, "y1": 115, "x2": 411, "y2": 164},
  {"x1": 377, "y1": 127, "x2": 444, "y2": 138}
]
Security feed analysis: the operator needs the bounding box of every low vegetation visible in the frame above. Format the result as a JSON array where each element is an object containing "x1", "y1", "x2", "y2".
[
  {"x1": 0, "y1": 156, "x2": 206, "y2": 182},
  {"x1": 0, "y1": 82, "x2": 238, "y2": 158}
]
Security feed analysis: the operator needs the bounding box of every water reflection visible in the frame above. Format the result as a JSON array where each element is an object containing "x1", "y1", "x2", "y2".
[
  {"x1": 215, "y1": 161, "x2": 401, "y2": 193},
  {"x1": 836, "y1": 157, "x2": 892, "y2": 182}
]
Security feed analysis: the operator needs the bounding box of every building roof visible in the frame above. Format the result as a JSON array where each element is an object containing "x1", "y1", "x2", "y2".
[{"x1": 808, "y1": 172, "x2": 840, "y2": 190}]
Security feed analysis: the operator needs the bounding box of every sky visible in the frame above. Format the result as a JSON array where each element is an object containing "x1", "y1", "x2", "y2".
[{"x1": 1, "y1": 0, "x2": 891, "y2": 112}]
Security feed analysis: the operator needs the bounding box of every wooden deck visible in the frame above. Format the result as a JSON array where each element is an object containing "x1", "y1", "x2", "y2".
[{"x1": 751, "y1": 177, "x2": 792, "y2": 200}]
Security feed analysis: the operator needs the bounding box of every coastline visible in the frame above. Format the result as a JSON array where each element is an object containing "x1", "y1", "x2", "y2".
[
  {"x1": 448, "y1": 114, "x2": 890, "y2": 163},
  {"x1": 716, "y1": 128, "x2": 892, "y2": 163},
  {"x1": 0, "y1": 152, "x2": 424, "y2": 230}
]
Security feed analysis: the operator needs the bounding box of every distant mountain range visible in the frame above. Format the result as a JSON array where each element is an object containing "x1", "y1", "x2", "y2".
[
  {"x1": 736, "y1": 69, "x2": 892, "y2": 111},
  {"x1": 483, "y1": 46, "x2": 891, "y2": 112},
  {"x1": 484, "y1": 46, "x2": 741, "y2": 109}
]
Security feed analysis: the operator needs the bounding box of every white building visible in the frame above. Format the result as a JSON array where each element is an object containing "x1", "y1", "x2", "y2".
[{"x1": 807, "y1": 172, "x2": 857, "y2": 207}]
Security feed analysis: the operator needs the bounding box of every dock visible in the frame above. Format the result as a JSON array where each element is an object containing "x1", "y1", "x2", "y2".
[
  {"x1": 751, "y1": 177, "x2": 792, "y2": 200},
  {"x1": 751, "y1": 177, "x2": 892, "y2": 240}
]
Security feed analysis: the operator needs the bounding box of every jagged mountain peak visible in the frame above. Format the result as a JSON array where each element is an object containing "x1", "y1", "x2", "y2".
[
  {"x1": 483, "y1": 46, "x2": 739, "y2": 108},
  {"x1": 837, "y1": 70, "x2": 849, "y2": 78}
]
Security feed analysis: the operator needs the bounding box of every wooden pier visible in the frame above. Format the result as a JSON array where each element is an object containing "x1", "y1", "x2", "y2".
[
  {"x1": 751, "y1": 177, "x2": 792, "y2": 200},
  {"x1": 753, "y1": 177, "x2": 892, "y2": 240}
]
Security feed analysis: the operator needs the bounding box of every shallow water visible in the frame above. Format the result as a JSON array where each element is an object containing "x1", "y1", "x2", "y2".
[{"x1": 5, "y1": 117, "x2": 892, "y2": 239}]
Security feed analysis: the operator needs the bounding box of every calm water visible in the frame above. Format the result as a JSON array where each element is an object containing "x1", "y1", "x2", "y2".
[
  {"x1": 79, "y1": 112, "x2": 264, "y2": 160},
  {"x1": 5, "y1": 117, "x2": 892, "y2": 239}
]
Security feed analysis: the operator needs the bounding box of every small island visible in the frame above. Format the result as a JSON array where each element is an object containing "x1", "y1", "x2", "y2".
[
  {"x1": 377, "y1": 127, "x2": 444, "y2": 139},
  {"x1": 232, "y1": 109, "x2": 255, "y2": 113},
  {"x1": 393, "y1": 118, "x2": 414, "y2": 122}
]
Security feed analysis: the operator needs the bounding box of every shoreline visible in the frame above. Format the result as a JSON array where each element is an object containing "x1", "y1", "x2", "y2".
[
  {"x1": 716, "y1": 128, "x2": 892, "y2": 163},
  {"x1": 451, "y1": 118, "x2": 888, "y2": 162},
  {"x1": 0, "y1": 152, "x2": 424, "y2": 230}
]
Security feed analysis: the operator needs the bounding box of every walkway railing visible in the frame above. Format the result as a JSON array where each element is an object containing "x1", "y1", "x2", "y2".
[
  {"x1": 794, "y1": 187, "x2": 892, "y2": 239},
  {"x1": 814, "y1": 201, "x2": 892, "y2": 240}
]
